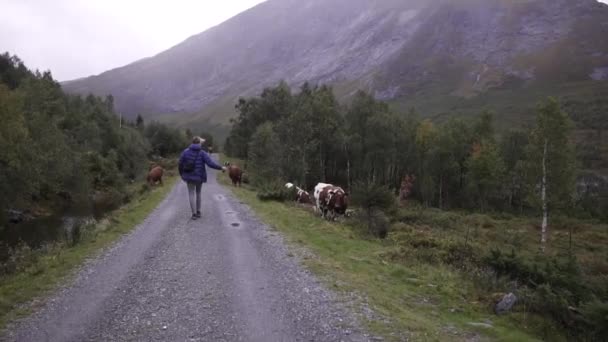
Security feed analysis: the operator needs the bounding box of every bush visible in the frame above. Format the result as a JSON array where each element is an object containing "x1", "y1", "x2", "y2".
[
  {"x1": 580, "y1": 300, "x2": 608, "y2": 340},
  {"x1": 351, "y1": 209, "x2": 390, "y2": 238},
  {"x1": 351, "y1": 181, "x2": 395, "y2": 238},
  {"x1": 482, "y1": 249, "x2": 599, "y2": 335},
  {"x1": 424, "y1": 210, "x2": 463, "y2": 230},
  {"x1": 0, "y1": 243, "x2": 39, "y2": 276},
  {"x1": 256, "y1": 181, "x2": 293, "y2": 202}
]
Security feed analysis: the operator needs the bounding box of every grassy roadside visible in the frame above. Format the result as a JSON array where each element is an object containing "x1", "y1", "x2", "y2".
[
  {"x1": 216, "y1": 159, "x2": 543, "y2": 341},
  {"x1": 0, "y1": 176, "x2": 178, "y2": 330}
]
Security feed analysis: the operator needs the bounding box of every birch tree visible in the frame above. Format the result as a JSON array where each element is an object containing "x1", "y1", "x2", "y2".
[{"x1": 527, "y1": 98, "x2": 576, "y2": 253}]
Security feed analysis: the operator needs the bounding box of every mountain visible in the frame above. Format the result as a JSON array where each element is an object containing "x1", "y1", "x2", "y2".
[{"x1": 62, "y1": 0, "x2": 608, "y2": 139}]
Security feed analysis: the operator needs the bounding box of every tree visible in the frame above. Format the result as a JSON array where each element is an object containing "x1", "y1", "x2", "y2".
[
  {"x1": 527, "y1": 98, "x2": 576, "y2": 253},
  {"x1": 352, "y1": 181, "x2": 395, "y2": 238},
  {"x1": 473, "y1": 110, "x2": 495, "y2": 143},
  {"x1": 135, "y1": 114, "x2": 144, "y2": 130},
  {"x1": 466, "y1": 141, "x2": 504, "y2": 211},
  {"x1": 0, "y1": 84, "x2": 32, "y2": 212},
  {"x1": 415, "y1": 120, "x2": 437, "y2": 207},
  {"x1": 500, "y1": 130, "x2": 529, "y2": 211},
  {"x1": 248, "y1": 122, "x2": 282, "y2": 186},
  {"x1": 144, "y1": 122, "x2": 186, "y2": 157}
]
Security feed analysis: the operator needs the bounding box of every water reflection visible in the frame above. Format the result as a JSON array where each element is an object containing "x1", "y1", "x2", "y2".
[{"x1": 0, "y1": 196, "x2": 120, "y2": 249}]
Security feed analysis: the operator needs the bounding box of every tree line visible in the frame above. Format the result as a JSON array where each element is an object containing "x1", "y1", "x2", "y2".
[
  {"x1": 0, "y1": 53, "x2": 188, "y2": 222},
  {"x1": 225, "y1": 81, "x2": 607, "y2": 229}
]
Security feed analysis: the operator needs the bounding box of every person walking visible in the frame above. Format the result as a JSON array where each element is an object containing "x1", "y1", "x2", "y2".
[{"x1": 179, "y1": 137, "x2": 226, "y2": 220}]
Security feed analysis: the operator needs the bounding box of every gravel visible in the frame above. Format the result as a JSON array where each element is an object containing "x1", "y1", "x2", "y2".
[{"x1": 2, "y1": 168, "x2": 370, "y2": 342}]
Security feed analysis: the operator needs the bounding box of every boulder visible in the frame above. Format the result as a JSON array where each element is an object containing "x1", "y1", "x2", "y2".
[
  {"x1": 495, "y1": 292, "x2": 517, "y2": 315},
  {"x1": 6, "y1": 209, "x2": 33, "y2": 224}
]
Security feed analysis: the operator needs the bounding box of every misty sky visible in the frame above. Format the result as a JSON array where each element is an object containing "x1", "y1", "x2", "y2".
[
  {"x1": 0, "y1": 0, "x2": 266, "y2": 81},
  {"x1": 1, "y1": 0, "x2": 607, "y2": 81}
]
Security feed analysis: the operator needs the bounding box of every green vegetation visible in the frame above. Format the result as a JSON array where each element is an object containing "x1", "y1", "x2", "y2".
[
  {"x1": 225, "y1": 82, "x2": 605, "y2": 222},
  {"x1": 0, "y1": 176, "x2": 178, "y2": 329},
  {"x1": 0, "y1": 53, "x2": 187, "y2": 222},
  {"x1": 218, "y1": 169, "x2": 607, "y2": 341},
  {"x1": 223, "y1": 81, "x2": 607, "y2": 340}
]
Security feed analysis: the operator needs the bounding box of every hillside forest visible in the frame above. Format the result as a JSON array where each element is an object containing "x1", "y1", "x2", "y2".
[
  {"x1": 224, "y1": 81, "x2": 608, "y2": 339},
  {"x1": 0, "y1": 53, "x2": 189, "y2": 230}
]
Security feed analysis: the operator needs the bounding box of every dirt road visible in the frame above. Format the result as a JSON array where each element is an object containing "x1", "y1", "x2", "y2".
[{"x1": 3, "y1": 165, "x2": 368, "y2": 342}]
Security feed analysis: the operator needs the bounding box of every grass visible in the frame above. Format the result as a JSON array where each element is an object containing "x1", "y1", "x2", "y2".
[
  {"x1": 217, "y1": 158, "x2": 560, "y2": 341},
  {"x1": 0, "y1": 176, "x2": 178, "y2": 330}
]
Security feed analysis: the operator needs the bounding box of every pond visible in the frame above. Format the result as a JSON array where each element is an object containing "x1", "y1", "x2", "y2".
[{"x1": 0, "y1": 196, "x2": 121, "y2": 250}]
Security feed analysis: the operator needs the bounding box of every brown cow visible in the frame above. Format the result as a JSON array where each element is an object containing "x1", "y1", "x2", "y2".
[
  {"x1": 147, "y1": 166, "x2": 164, "y2": 186},
  {"x1": 224, "y1": 162, "x2": 243, "y2": 187},
  {"x1": 314, "y1": 183, "x2": 348, "y2": 220},
  {"x1": 399, "y1": 174, "x2": 416, "y2": 205}
]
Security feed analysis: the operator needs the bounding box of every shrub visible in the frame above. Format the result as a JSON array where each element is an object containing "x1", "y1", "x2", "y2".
[
  {"x1": 423, "y1": 210, "x2": 463, "y2": 230},
  {"x1": 256, "y1": 181, "x2": 293, "y2": 202},
  {"x1": 351, "y1": 181, "x2": 395, "y2": 238},
  {"x1": 580, "y1": 300, "x2": 608, "y2": 340},
  {"x1": 482, "y1": 249, "x2": 599, "y2": 335},
  {"x1": 0, "y1": 243, "x2": 39, "y2": 276}
]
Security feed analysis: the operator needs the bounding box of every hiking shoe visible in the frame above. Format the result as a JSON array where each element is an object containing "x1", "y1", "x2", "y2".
[
  {"x1": 196, "y1": 211, "x2": 202, "y2": 218},
  {"x1": 191, "y1": 214, "x2": 198, "y2": 220}
]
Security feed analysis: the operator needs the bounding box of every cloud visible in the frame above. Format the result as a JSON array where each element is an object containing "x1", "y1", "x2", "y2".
[{"x1": 0, "y1": 0, "x2": 265, "y2": 81}]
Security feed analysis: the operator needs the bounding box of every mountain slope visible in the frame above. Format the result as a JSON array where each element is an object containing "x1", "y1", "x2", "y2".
[{"x1": 62, "y1": 0, "x2": 608, "y2": 131}]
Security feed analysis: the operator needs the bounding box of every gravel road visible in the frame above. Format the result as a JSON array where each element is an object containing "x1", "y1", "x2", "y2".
[{"x1": 3, "y1": 164, "x2": 370, "y2": 342}]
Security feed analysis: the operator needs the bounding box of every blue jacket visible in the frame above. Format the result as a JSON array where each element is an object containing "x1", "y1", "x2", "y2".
[{"x1": 178, "y1": 144, "x2": 223, "y2": 183}]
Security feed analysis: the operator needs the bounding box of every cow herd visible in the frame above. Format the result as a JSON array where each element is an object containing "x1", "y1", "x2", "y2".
[
  {"x1": 218, "y1": 161, "x2": 350, "y2": 221},
  {"x1": 285, "y1": 182, "x2": 349, "y2": 221}
]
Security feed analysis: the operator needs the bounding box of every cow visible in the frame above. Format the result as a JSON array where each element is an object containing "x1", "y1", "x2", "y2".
[
  {"x1": 224, "y1": 162, "x2": 243, "y2": 187},
  {"x1": 147, "y1": 166, "x2": 164, "y2": 186},
  {"x1": 314, "y1": 183, "x2": 348, "y2": 220},
  {"x1": 399, "y1": 174, "x2": 416, "y2": 206},
  {"x1": 285, "y1": 183, "x2": 312, "y2": 204}
]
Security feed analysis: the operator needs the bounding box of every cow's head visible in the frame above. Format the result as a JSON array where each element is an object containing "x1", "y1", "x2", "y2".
[
  {"x1": 329, "y1": 188, "x2": 349, "y2": 215},
  {"x1": 285, "y1": 182, "x2": 294, "y2": 189}
]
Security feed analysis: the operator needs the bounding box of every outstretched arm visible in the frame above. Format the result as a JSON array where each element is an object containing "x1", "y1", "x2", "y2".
[{"x1": 201, "y1": 152, "x2": 224, "y2": 171}]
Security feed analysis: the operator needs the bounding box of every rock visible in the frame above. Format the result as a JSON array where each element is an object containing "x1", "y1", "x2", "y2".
[
  {"x1": 467, "y1": 322, "x2": 493, "y2": 329},
  {"x1": 591, "y1": 67, "x2": 608, "y2": 81},
  {"x1": 495, "y1": 292, "x2": 517, "y2": 315},
  {"x1": 6, "y1": 209, "x2": 33, "y2": 224}
]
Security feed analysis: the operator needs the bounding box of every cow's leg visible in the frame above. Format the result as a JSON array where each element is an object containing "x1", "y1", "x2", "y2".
[{"x1": 159, "y1": 177, "x2": 163, "y2": 186}]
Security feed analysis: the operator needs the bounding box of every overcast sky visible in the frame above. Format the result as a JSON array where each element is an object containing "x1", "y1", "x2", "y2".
[
  {"x1": 0, "y1": 0, "x2": 266, "y2": 81},
  {"x1": 1, "y1": 0, "x2": 607, "y2": 81}
]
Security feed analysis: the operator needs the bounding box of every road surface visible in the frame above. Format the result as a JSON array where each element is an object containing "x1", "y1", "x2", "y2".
[{"x1": 3, "y1": 165, "x2": 368, "y2": 342}]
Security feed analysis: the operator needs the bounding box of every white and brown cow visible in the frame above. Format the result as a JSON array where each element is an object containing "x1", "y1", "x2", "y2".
[
  {"x1": 285, "y1": 183, "x2": 312, "y2": 204},
  {"x1": 314, "y1": 183, "x2": 348, "y2": 220}
]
